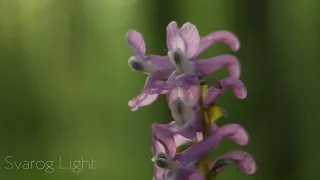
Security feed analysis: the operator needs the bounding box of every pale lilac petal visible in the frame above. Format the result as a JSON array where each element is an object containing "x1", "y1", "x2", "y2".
[
  {"x1": 175, "y1": 123, "x2": 249, "y2": 166},
  {"x1": 196, "y1": 55, "x2": 241, "y2": 78},
  {"x1": 203, "y1": 87, "x2": 221, "y2": 107},
  {"x1": 126, "y1": 30, "x2": 146, "y2": 57},
  {"x1": 195, "y1": 124, "x2": 217, "y2": 141},
  {"x1": 166, "y1": 21, "x2": 179, "y2": 51},
  {"x1": 171, "y1": 33, "x2": 187, "y2": 53},
  {"x1": 128, "y1": 93, "x2": 159, "y2": 112},
  {"x1": 203, "y1": 77, "x2": 247, "y2": 106},
  {"x1": 185, "y1": 84, "x2": 200, "y2": 107},
  {"x1": 195, "y1": 30, "x2": 240, "y2": 57},
  {"x1": 154, "y1": 165, "x2": 165, "y2": 180},
  {"x1": 146, "y1": 55, "x2": 174, "y2": 70},
  {"x1": 166, "y1": 83, "x2": 200, "y2": 108},
  {"x1": 152, "y1": 123, "x2": 183, "y2": 180},
  {"x1": 169, "y1": 121, "x2": 198, "y2": 139},
  {"x1": 152, "y1": 123, "x2": 176, "y2": 157},
  {"x1": 128, "y1": 70, "x2": 176, "y2": 111},
  {"x1": 139, "y1": 93, "x2": 159, "y2": 106},
  {"x1": 128, "y1": 74, "x2": 161, "y2": 111},
  {"x1": 189, "y1": 172, "x2": 204, "y2": 180},
  {"x1": 167, "y1": 87, "x2": 188, "y2": 107},
  {"x1": 179, "y1": 22, "x2": 200, "y2": 58},
  {"x1": 166, "y1": 71, "x2": 193, "y2": 90},
  {"x1": 166, "y1": 22, "x2": 187, "y2": 53},
  {"x1": 220, "y1": 77, "x2": 247, "y2": 99},
  {"x1": 173, "y1": 134, "x2": 192, "y2": 147},
  {"x1": 211, "y1": 151, "x2": 257, "y2": 175},
  {"x1": 173, "y1": 133, "x2": 203, "y2": 147}
]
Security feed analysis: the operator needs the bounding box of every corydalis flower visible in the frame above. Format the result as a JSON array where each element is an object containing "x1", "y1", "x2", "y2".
[
  {"x1": 126, "y1": 30, "x2": 174, "y2": 111},
  {"x1": 127, "y1": 21, "x2": 245, "y2": 111},
  {"x1": 169, "y1": 97, "x2": 196, "y2": 131},
  {"x1": 166, "y1": 21, "x2": 241, "y2": 83},
  {"x1": 166, "y1": 85, "x2": 201, "y2": 139},
  {"x1": 164, "y1": 22, "x2": 247, "y2": 107},
  {"x1": 151, "y1": 123, "x2": 256, "y2": 180}
]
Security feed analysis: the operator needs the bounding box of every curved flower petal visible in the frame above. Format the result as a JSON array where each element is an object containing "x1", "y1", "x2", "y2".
[
  {"x1": 184, "y1": 84, "x2": 201, "y2": 107},
  {"x1": 203, "y1": 77, "x2": 247, "y2": 107},
  {"x1": 211, "y1": 151, "x2": 257, "y2": 175},
  {"x1": 152, "y1": 123, "x2": 176, "y2": 157},
  {"x1": 167, "y1": 87, "x2": 188, "y2": 106},
  {"x1": 146, "y1": 55, "x2": 174, "y2": 70},
  {"x1": 220, "y1": 77, "x2": 247, "y2": 99},
  {"x1": 179, "y1": 22, "x2": 200, "y2": 58},
  {"x1": 174, "y1": 133, "x2": 203, "y2": 147},
  {"x1": 154, "y1": 165, "x2": 165, "y2": 180},
  {"x1": 203, "y1": 87, "x2": 221, "y2": 107},
  {"x1": 166, "y1": 22, "x2": 187, "y2": 53},
  {"x1": 128, "y1": 70, "x2": 175, "y2": 111},
  {"x1": 195, "y1": 30, "x2": 240, "y2": 58},
  {"x1": 166, "y1": 21, "x2": 179, "y2": 51},
  {"x1": 152, "y1": 123, "x2": 188, "y2": 180},
  {"x1": 196, "y1": 55, "x2": 241, "y2": 78},
  {"x1": 126, "y1": 30, "x2": 146, "y2": 58},
  {"x1": 174, "y1": 123, "x2": 249, "y2": 167},
  {"x1": 170, "y1": 32, "x2": 187, "y2": 53},
  {"x1": 166, "y1": 82, "x2": 200, "y2": 108},
  {"x1": 128, "y1": 93, "x2": 158, "y2": 112}
]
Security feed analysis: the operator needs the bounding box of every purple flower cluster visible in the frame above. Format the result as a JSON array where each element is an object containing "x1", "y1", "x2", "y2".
[{"x1": 126, "y1": 21, "x2": 256, "y2": 180}]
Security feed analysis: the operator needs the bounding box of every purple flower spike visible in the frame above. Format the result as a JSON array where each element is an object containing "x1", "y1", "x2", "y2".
[
  {"x1": 203, "y1": 77, "x2": 247, "y2": 107},
  {"x1": 127, "y1": 21, "x2": 257, "y2": 180},
  {"x1": 175, "y1": 123, "x2": 249, "y2": 167},
  {"x1": 194, "y1": 30, "x2": 241, "y2": 58}
]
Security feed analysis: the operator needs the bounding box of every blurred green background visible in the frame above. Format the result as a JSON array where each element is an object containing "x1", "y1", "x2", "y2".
[{"x1": 1, "y1": 0, "x2": 320, "y2": 180}]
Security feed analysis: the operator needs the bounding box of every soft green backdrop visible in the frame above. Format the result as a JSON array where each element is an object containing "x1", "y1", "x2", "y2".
[{"x1": 0, "y1": 0, "x2": 319, "y2": 180}]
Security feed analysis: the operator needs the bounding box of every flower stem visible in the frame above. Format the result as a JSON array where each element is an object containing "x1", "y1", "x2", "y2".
[{"x1": 198, "y1": 82, "x2": 211, "y2": 174}]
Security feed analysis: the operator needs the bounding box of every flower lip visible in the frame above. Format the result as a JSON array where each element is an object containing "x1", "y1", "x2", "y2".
[
  {"x1": 128, "y1": 56, "x2": 143, "y2": 71},
  {"x1": 129, "y1": 57, "x2": 144, "y2": 71},
  {"x1": 176, "y1": 99, "x2": 184, "y2": 115},
  {"x1": 128, "y1": 56, "x2": 156, "y2": 74},
  {"x1": 168, "y1": 49, "x2": 190, "y2": 74},
  {"x1": 170, "y1": 98, "x2": 195, "y2": 127},
  {"x1": 152, "y1": 153, "x2": 170, "y2": 168},
  {"x1": 173, "y1": 50, "x2": 182, "y2": 65},
  {"x1": 152, "y1": 152, "x2": 180, "y2": 170}
]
